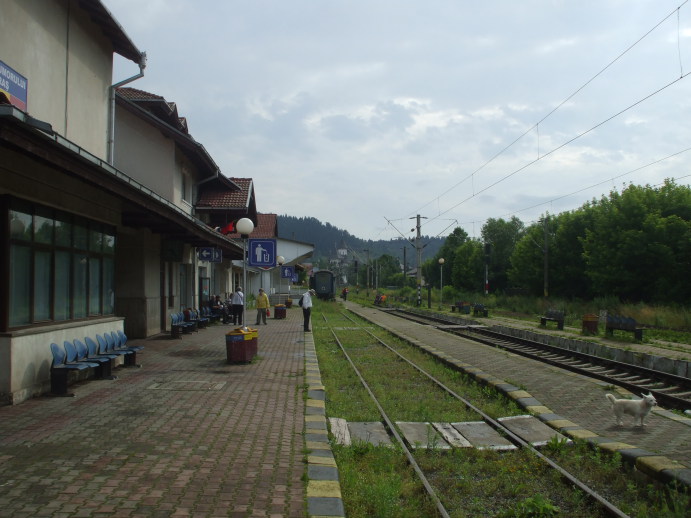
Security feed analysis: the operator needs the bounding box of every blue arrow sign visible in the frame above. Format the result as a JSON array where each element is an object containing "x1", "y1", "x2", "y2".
[
  {"x1": 198, "y1": 247, "x2": 222, "y2": 262},
  {"x1": 248, "y1": 239, "x2": 276, "y2": 267},
  {"x1": 281, "y1": 266, "x2": 294, "y2": 279}
]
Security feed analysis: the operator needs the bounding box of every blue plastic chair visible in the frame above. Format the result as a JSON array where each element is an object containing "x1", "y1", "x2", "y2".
[
  {"x1": 74, "y1": 338, "x2": 114, "y2": 379},
  {"x1": 50, "y1": 342, "x2": 91, "y2": 395}
]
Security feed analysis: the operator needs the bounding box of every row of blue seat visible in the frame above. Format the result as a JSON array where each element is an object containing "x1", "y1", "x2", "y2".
[
  {"x1": 171, "y1": 308, "x2": 220, "y2": 338},
  {"x1": 50, "y1": 331, "x2": 143, "y2": 396}
]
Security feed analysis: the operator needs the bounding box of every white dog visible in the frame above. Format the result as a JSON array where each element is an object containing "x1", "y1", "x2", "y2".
[{"x1": 606, "y1": 393, "x2": 657, "y2": 427}]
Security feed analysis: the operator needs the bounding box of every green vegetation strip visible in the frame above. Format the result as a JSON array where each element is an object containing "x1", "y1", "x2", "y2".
[{"x1": 314, "y1": 301, "x2": 690, "y2": 518}]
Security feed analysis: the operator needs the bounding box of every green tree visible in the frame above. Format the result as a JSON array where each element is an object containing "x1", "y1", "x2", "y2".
[
  {"x1": 481, "y1": 217, "x2": 525, "y2": 293},
  {"x1": 451, "y1": 239, "x2": 485, "y2": 292},
  {"x1": 582, "y1": 180, "x2": 691, "y2": 303}
]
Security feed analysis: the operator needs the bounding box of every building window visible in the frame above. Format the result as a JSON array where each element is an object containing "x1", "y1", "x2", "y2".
[
  {"x1": 181, "y1": 174, "x2": 190, "y2": 203},
  {"x1": 6, "y1": 198, "x2": 116, "y2": 329}
]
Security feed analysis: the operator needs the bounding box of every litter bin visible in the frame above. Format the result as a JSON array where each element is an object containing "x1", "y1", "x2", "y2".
[
  {"x1": 461, "y1": 302, "x2": 471, "y2": 315},
  {"x1": 582, "y1": 314, "x2": 599, "y2": 335},
  {"x1": 225, "y1": 328, "x2": 256, "y2": 363},
  {"x1": 274, "y1": 304, "x2": 286, "y2": 319}
]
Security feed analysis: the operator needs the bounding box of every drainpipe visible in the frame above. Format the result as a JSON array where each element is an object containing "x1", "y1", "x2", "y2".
[{"x1": 107, "y1": 51, "x2": 147, "y2": 165}]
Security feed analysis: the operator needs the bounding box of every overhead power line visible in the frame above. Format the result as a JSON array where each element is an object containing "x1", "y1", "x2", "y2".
[{"x1": 410, "y1": 0, "x2": 689, "y2": 228}]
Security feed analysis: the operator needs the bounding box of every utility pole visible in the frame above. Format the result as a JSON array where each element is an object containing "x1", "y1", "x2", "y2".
[
  {"x1": 402, "y1": 247, "x2": 407, "y2": 289},
  {"x1": 411, "y1": 214, "x2": 427, "y2": 306},
  {"x1": 543, "y1": 214, "x2": 549, "y2": 298}
]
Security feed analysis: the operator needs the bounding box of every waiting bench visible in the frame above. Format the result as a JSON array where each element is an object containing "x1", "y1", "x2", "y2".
[
  {"x1": 50, "y1": 331, "x2": 142, "y2": 395},
  {"x1": 171, "y1": 312, "x2": 197, "y2": 338},
  {"x1": 605, "y1": 315, "x2": 644, "y2": 341},
  {"x1": 451, "y1": 301, "x2": 471, "y2": 314},
  {"x1": 473, "y1": 303, "x2": 489, "y2": 317},
  {"x1": 540, "y1": 309, "x2": 565, "y2": 330}
]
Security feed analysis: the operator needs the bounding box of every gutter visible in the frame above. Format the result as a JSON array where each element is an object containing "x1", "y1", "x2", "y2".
[{"x1": 107, "y1": 52, "x2": 147, "y2": 164}]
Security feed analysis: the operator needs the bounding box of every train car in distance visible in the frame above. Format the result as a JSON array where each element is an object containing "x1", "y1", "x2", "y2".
[{"x1": 310, "y1": 270, "x2": 336, "y2": 301}]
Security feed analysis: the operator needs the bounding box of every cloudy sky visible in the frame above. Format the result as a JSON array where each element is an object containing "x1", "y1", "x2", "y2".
[{"x1": 105, "y1": 0, "x2": 691, "y2": 241}]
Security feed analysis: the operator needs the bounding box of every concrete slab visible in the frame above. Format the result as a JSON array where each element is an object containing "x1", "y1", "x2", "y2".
[
  {"x1": 452, "y1": 421, "x2": 517, "y2": 450},
  {"x1": 396, "y1": 421, "x2": 451, "y2": 449},
  {"x1": 348, "y1": 421, "x2": 393, "y2": 447},
  {"x1": 497, "y1": 415, "x2": 571, "y2": 447},
  {"x1": 329, "y1": 417, "x2": 351, "y2": 446},
  {"x1": 432, "y1": 422, "x2": 473, "y2": 448}
]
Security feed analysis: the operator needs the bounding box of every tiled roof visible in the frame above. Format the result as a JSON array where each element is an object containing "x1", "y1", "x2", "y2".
[
  {"x1": 197, "y1": 178, "x2": 252, "y2": 209},
  {"x1": 223, "y1": 213, "x2": 277, "y2": 239},
  {"x1": 117, "y1": 87, "x2": 188, "y2": 134}
]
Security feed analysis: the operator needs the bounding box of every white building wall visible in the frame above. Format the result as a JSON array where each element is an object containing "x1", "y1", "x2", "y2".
[
  {"x1": 113, "y1": 107, "x2": 177, "y2": 202},
  {"x1": 0, "y1": 0, "x2": 113, "y2": 159}
]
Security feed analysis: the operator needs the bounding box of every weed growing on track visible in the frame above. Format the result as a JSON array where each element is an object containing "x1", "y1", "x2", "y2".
[{"x1": 313, "y1": 300, "x2": 690, "y2": 517}]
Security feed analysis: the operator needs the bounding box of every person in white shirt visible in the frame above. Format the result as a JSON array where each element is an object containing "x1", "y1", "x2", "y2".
[
  {"x1": 301, "y1": 289, "x2": 315, "y2": 332},
  {"x1": 230, "y1": 287, "x2": 244, "y2": 325}
]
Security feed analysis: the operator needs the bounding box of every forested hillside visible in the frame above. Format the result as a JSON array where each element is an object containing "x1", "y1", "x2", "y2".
[{"x1": 277, "y1": 215, "x2": 444, "y2": 263}]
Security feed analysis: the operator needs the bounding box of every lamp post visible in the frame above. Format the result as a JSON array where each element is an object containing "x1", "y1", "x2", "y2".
[
  {"x1": 236, "y1": 218, "x2": 254, "y2": 330},
  {"x1": 277, "y1": 255, "x2": 285, "y2": 305},
  {"x1": 438, "y1": 258, "x2": 445, "y2": 309}
]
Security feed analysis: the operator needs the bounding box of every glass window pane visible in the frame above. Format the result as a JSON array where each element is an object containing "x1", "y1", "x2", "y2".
[
  {"x1": 73, "y1": 221, "x2": 88, "y2": 250},
  {"x1": 9, "y1": 210, "x2": 32, "y2": 241},
  {"x1": 34, "y1": 251, "x2": 52, "y2": 321},
  {"x1": 55, "y1": 214, "x2": 71, "y2": 247},
  {"x1": 89, "y1": 226, "x2": 102, "y2": 252},
  {"x1": 103, "y1": 257, "x2": 114, "y2": 314},
  {"x1": 89, "y1": 257, "x2": 101, "y2": 315},
  {"x1": 103, "y1": 232, "x2": 115, "y2": 255},
  {"x1": 34, "y1": 214, "x2": 53, "y2": 244},
  {"x1": 54, "y1": 251, "x2": 71, "y2": 321},
  {"x1": 73, "y1": 254, "x2": 87, "y2": 318},
  {"x1": 9, "y1": 245, "x2": 31, "y2": 326}
]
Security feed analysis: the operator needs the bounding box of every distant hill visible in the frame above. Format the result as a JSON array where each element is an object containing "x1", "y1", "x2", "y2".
[{"x1": 277, "y1": 215, "x2": 444, "y2": 263}]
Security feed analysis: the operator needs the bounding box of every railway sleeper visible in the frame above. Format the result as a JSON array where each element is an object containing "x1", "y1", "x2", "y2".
[{"x1": 331, "y1": 416, "x2": 570, "y2": 451}]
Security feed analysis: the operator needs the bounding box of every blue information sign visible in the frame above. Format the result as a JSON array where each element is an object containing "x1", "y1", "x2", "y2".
[
  {"x1": 248, "y1": 239, "x2": 276, "y2": 267},
  {"x1": 281, "y1": 266, "x2": 294, "y2": 279},
  {"x1": 198, "y1": 247, "x2": 222, "y2": 262}
]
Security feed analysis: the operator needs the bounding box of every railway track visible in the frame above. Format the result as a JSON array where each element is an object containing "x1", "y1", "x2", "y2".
[
  {"x1": 390, "y1": 308, "x2": 691, "y2": 412},
  {"x1": 324, "y1": 310, "x2": 632, "y2": 518}
]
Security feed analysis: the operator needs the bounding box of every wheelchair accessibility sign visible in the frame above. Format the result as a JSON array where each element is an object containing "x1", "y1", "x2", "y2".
[{"x1": 247, "y1": 239, "x2": 276, "y2": 267}]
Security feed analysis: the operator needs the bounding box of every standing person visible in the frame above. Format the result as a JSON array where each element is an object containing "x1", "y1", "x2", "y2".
[
  {"x1": 255, "y1": 288, "x2": 270, "y2": 325},
  {"x1": 230, "y1": 287, "x2": 244, "y2": 325},
  {"x1": 301, "y1": 288, "x2": 316, "y2": 332}
]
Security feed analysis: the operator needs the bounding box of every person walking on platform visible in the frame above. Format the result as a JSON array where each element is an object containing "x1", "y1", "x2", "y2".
[
  {"x1": 231, "y1": 287, "x2": 244, "y2": 325},
  {"x1": 255, "y1": 288, "x2": 270, "y2": 325},
  {"x1": 301, "y1": 289, "x2": 316, "y2": 332}
]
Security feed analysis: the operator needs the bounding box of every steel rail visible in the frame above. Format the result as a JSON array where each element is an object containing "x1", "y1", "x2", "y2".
[
  {"x1": 392, "y1": 308, "x2": 691, "y2": 411},
  {"x1": 335, "y1": 310, "x2": 631, "y2": 518},
  {"x1": 327, "y1": 325, "x2": 451, "y2": 518}
]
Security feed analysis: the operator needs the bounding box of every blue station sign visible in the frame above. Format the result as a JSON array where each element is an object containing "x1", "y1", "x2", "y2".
[{"x1": 248, "y1": 239, "x2": 276, "y2": 267}]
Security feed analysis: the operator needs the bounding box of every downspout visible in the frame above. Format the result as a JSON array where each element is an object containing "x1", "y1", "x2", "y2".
[{"x1": 107, "y1": 51, "x2": 147, "y2": 165}]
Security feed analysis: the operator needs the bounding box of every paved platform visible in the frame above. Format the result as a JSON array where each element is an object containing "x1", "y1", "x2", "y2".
[
  {"x1": 345, "y1": 302, "x2": 691, "y2": 488},
  {"x1": 0, "y1": 307, "x2": 344, "y2": 518}
]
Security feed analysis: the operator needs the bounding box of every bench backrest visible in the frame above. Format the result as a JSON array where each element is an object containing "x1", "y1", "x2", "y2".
[
  {"x1": 607, "y1": 315, "x2": 637, "y2": 329},
  {"x1": 96, "y1": 334, "x2": 110, "y2": 355},
  {"x1": 85, "y1": 337, "x2": 101, "y2": 358},
  {"x1": 545, "y1": 309, "x2": 564, "y2": 319},
  {"x1": 74, "y1": 339, "x2": 89, "y2": 361},
  {"x1": 50, "y1": 342, "x2": 66, "y2": 367},
  {"x1": 118, "y1": 330, "x2": 128, "y2": 346},
  {"x1": 64, "y1": 340, "x2": 79, "y2": 363}
]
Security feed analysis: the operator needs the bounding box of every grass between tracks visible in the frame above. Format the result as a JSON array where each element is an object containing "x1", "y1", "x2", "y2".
[{"x1": 313, "y1": 300, "x2": 690, "y2": 518}]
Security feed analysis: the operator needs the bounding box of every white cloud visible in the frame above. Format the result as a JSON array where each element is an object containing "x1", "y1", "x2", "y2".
[{"x1": 106, "y1": 0, "x2": 691, "y2": 242}]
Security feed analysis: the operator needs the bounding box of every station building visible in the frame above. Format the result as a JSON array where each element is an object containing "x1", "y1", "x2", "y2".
[{"x1": 0, "y1": 0, "x2": 310, "y2": 405}]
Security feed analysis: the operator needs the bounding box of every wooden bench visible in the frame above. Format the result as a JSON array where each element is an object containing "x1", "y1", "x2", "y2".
[
  {"x1": 473, "y1": 303, "x2": 488, "y2": 317},
  {"x1": 451, "y1": 301, "x2": 470, "y2": 314},
  {"x1": 606, "y1": 315, "x2": 644, "y2": 341},
  {"x1": 540, "y1": 309, "x2": 565, "y2": 330}
]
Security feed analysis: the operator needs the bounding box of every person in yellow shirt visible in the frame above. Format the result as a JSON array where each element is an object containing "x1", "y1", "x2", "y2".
[{"x1": 255, "y1": 288, "x2": 270, "y2": 325}]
